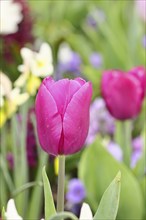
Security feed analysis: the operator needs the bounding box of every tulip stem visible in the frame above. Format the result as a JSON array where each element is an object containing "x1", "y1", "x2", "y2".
[
  {"x1": 115, "y1": 120, "x2": 132, "y2": 166},
  {"x1": 122, "y1": 121, "x2": 132, "y2": 166},
  {"x1": 57, "y1": 155, "x2": 65, "y2": 213}
]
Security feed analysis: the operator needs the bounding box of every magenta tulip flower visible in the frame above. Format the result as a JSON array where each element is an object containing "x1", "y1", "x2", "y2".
[
  {"x1": 35, "y1": 77, "x2": 92, "y2": 156},
  {"x1": 101, "y1": 70, "x2": 143, "y2": 120},
  {"x1": 129, "y1": 66, "x2": 146, "y2": 98}
]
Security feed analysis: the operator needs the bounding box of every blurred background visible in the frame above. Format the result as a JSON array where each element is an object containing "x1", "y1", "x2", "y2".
[
  {"x1": 0, "y1": 0, "x2": 145, "y2": 219},
  {"x1": 1, "y1": 0, "x2": 145, "y2": 80}
]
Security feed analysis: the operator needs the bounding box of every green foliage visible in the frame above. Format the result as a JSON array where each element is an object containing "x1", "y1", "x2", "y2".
[
  {"x1": 2, "y1": 207, "x2": 6, "y2": 220},
  {"x1": 11, "y1": 105, "x2": 29, "y2": 216},
  {"x1": 50, "y1": 211, "x2": 78, "y2": 220},
  {"x1": 79, "y1": 138, "x2": 144, "y2": 219},
  {"x1": 0, "y1": 0, "x2": 145, "y2": 218},
  {"x1": 27, "y1": 152, "x2": 48, "y2": 219},
  {"x1": 93, "y1": 171, "x2": 121, "y2": 220},
  {"x1": 42, "y1": 166, "x2": 56, "y2": 220}
]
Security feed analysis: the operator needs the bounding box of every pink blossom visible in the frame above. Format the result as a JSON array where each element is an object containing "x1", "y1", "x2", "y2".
[
  {"x1": 129, "y1": 66, "x2": 146, "y2": 98},
  {"x1": 135, "y1": 0, "x2": 146, "y2": 22},
  {"x1": 35, "y1": 77, "x2": 92, "y2": 156},
  {"x1": 101, "y1": 70, "x2": 143, "y2": 120}
]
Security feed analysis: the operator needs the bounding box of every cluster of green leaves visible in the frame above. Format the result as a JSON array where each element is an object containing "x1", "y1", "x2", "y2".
[
  {"x1": 78, "y1": 137, "x2": 145, "y2": 219},
  {"x1": 42, "y1": 166, "x2": 121, "y2": 220},
  {"x1": 0, "y1": 100, "x2": 48, "y2": 219}
]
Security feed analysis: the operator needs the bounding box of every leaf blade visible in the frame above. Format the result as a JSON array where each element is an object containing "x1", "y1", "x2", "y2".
[
  {"x1": 50, "y1": 211, "x2": 78, "y2": 220},
  {"x1": 42, "y1": 166, "x2": 56, "y2": 220},
  {"x1": 79, "y1": 138, "x2": 144, "y2": 219},
  {"x1": 93, "y1": 171, "x2": 121, "y2": 220}
]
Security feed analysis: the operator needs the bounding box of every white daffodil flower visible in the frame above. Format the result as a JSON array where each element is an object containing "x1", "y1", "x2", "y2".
[
  {"x1": 79, "y1": 203, "x2": 93, "y2": 220},
  {"x1": 0, "y1": 0, "x2": 23, "y2": 35},
  {"x1": 4, "y1": 199, "x2": 23, "y2": 220},
  {"x1": 0, "y1": 72, "x2": 12, "y2": 107},
  {"x1": 18, "y1": 48, "x2": 34, "y2": 74},
  {"x1": 31, "y1": 43, "x2": 53, "y2": 77},
  {"x1": 0, "y1": 71, "x2": 29, "y2": 127},
  {"x1": 9, "y1": 88, "x2": 29, "y2": 106},
  {"x1": 0, "y1": 72, "x2": 29, "y2": 107},
  {"x1": 17, "y1": 43, "x2": 53, "y2": 79}
]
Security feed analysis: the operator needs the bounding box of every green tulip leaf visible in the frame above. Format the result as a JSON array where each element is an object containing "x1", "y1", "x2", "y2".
[
  {"x1": 93, "y1": 171, "x2": 121, "y2": 220},
  {"x1": 42, "y1": 166, "x2": 56, "y2": 220},
  {"x1": 50, "y1": 211, "x2": 78, "y2": 220},
  {"x1": 79, "y1": 138, "x2": 144, "y2": 219},
  {"x1": 2, "y1": 207, "x2": 6, "y2": 220}
]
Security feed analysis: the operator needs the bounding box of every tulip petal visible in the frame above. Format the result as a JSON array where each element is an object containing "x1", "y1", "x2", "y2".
[
  {"x1": 35, "y1": 83, "x2": 62, "y2": 155},
  {"x1": 129, "y1": 66, "x2": 146, "y2": 98},
  {"x1": 105, "y1": 74, "x2": 142, "y2": 119},
  {"x1": 43, "y1": 76, "x2": 55, "y2": 90},
  {"x1": 75, "y1": 77, "x2": 86, "y2": 86},
  {"x1": 62, "y1": 82, "x2": 92, "y2": 155},
  {"x1": 101, "y1": 70, "x2": 124, "y2": 98},
  {"x1": 48, "y1": 79, "x2": 81, "y2": 117}
]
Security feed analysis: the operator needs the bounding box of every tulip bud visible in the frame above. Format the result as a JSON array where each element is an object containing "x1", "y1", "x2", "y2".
[
  {"x1": 35, "y1": 77, "x2": 92, "y2": 156},
  {"x1": 135, "y1": 0, "x2": 146, "y2": 22},
  {"x1": 128, "y1": 66, "x2": 146, "y2": 98},
  {"x1": 101, "y1": 70, "x2": 143, "y2": 120}
]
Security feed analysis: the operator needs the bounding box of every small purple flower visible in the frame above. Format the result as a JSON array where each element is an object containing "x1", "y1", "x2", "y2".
[
  {"x1": 70, "y1": 204, "x2": 82, "y2": 217},
  {"x1": 86, "y1": 15, "x2": 97, "y2": 27},
  {"x1": 132, "y1": 136, "x2": 143, "y2": 151},
  {"x1": 89, "y1": 53, "x2": 103, "y2": 69},
  {"x1": 66, "y1": 179, "x2": 86, "y2": 204},
  {"x1": 131, "y1": 151, "x2": 142, "y2": 168},
  {"x1": 58, "y1": 52, "x2": 81, "y2": 73},
  {"x1": 106, "y1": 141, "x2": 123, "y2": 162},
  {"x1": 131, "y1": 136, "x2": 143, "y2": 168},
  {"x1": 86, "y1": 98, "x2": 115, "y2": 144},
  {"x1": 142, "y1": 35, "x2": 146, "y2": 48},
  {"x1": 55, "y1": 43, "x2": 82, "y2": 79},
  {"x1": 86, "y1": 8, "x2": 105, "y2": 28}
]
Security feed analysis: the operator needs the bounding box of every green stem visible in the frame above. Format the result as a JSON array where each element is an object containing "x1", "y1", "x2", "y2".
[
  {"x1": 116, "y1": 120, "x2": 132, "y2": 166},
  {"x1": 121, "y1": 121, "x2": 132, "y2": 166},
  {"x1": 57, "y1": 155, "x2": 65, "y2": 212}
]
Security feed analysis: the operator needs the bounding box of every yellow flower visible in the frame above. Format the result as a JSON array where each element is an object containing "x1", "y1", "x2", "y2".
[
  {"x1": 0, "y1": 72, "x2": 12, "y2": 107},
  {"x1": 54, "y1": 157, "x2": 59, "y2": 176},
  {"x1": 0, "y1": 72, "x2": 29, "y2": 128},
  {"x1": 0, "y1": 107, "x2": 7, "y2": 128},
  {"x1": 26, "y1": 75, "x2": 41, "y2": 95}
]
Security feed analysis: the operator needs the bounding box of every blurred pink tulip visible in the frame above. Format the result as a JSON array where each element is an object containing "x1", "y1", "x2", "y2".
[
  {"x1": 129, "y1": 66, "x2": 146, "y2": 98},
  {"x1": 135, "y1": 0, "x2": 146, "y2": 22},
  {"x1": 35, "y1": 77, "x2": 92, "y2": 156},
  {"x1": 101, "y1": 70, "x2": 143, "y2": 120}
]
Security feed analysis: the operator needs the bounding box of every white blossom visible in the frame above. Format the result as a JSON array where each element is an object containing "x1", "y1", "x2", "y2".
[
  {"x1": 0, "y1": 0, "x2": 23, "y2": 35},
  {"x1": 0, "y1": 72, "x2": 29, "y2": 107},
  {"x1": 0, "y1": 72, "x2": 12, "y2": 107},
  {"x1": 17, "y1": 43, "x2": 54, "y2": 79},
  {"x1": 5, "y1": 199, "x2": 23, "y2": 220},
  {"x1": 79, "y1": 203, "x2": 93, "y2": 220}
]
